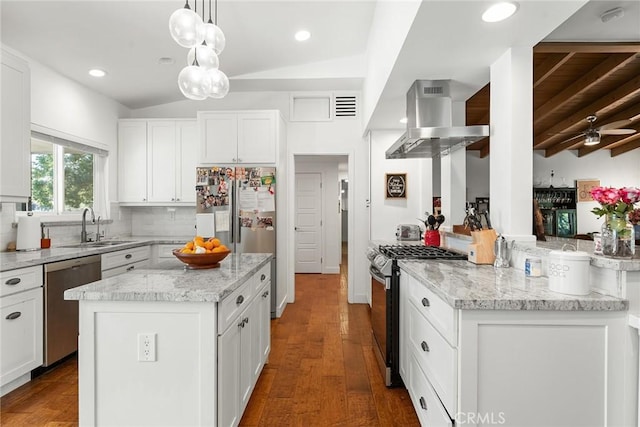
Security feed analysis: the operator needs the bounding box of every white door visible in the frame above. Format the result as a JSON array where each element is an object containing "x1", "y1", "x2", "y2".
[{"x1": 295, "y1": 173, "x2": 322, "y2": 273}]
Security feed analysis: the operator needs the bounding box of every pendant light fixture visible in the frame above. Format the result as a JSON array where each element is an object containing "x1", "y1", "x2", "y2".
[{"x1": 170, "y1": 0, "x2": 228, "y2": 100}]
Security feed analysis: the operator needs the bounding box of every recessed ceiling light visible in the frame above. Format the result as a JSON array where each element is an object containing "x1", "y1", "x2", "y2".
[
  {"x1": 399, "y1": 117, "x2": 408, "y2": 124},
  {"x1": 88, "y1": 68, "x2": 106, "y2": 78},
  {"x1": 158, "y1": 57, "x2": 175, "y2": 65},
  {"x1": 482, "y1": 2, "x2": 518, "y2": 23},
  {"x1": 295, "y1": 30, "x2": 311, "y2": 42},
  {"x1": 600, "y1": 7, "x2": 624, "y2": 23}
]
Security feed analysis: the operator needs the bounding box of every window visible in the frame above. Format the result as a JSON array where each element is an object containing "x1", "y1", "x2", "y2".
[{"x1": 30, "y1": 131, "x2": 106, "y2": 215}]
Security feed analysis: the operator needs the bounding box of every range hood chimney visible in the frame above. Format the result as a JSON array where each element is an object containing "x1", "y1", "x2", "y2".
[{"x1": 385, "y1": 80, "x2": 489, "y2": 159}]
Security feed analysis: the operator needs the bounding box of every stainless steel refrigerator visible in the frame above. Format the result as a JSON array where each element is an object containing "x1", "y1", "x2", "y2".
[{"x1": 195, "y1": 166, "x2": 277, "y2": 316}]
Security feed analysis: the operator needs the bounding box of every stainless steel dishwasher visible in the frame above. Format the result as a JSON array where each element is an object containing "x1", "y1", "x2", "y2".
[{"x1": 44, "y1": 255, "x2": 101, "y2": 366}]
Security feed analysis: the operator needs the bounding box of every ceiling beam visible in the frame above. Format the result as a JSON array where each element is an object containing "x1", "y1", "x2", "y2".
[
  {"x1": 534, "y1": 74, "x2": 640, "y2": 148},
  {"x1": 534, "y1": 42, "x2": 640, "y2": 53},
  {"x1": 611, "y1": 134, "x2": 640, "y2": 157},
  {"x1": 479, "y1": 142, "x2": 490, "y2": 158},
  {"x1": 533, "y1": 53, "x2": 575, "y2": 88},
  {"x1": 534, "y1": 54, "x2": 637, "y2": 124}
]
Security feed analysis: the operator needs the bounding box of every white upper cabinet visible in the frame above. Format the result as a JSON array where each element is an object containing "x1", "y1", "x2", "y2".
[
  {"x1": 1, "y1": 50, "x2": 31, "y2": 202},
  {"x1": 118, "y1": 119, "x2": 197, "y2": 205},
  {"x1": 198, "y1": 111, "x2": 278, "y2": 164},
  {"x1": 118, "y1": 120, "x2": 148, "y2": 203}
]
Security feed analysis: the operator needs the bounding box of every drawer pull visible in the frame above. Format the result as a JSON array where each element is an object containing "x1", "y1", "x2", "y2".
[
  {"x1": 421, "y1": 297, "x2": 430, "y2": 307},
  {"x1": 236, "y1": 295, "x2": 245, "y2": 305},
  {"x1": 125, "y1": 254, "x2": 133, "y2": 259},
  {"x1": 126, "y1": 266, "x2": 135, "y2": 272},
  {"x1": 262, "y1": 291, "x2": 270, "y2": 298},
  {"x1": 421, "y1": 341, "x2": 430, "y2": 352},
  {"x1": 243, "y1": 316, "x2": 249, "y2": 324},
  {"x1": 6, "y1": 311, "x2": 21, "y2": 320},
  {"x1": 419, "y1": 396, "x2": 427, "y2": 410},
  {"x1": 238, "y1": 319, "x2": 245, "y2": 328},
  {"x1": 5, "y1": 278, "x2": 21, "y2": 285},
  {"x1": 261, "y1": 274, "x2": 266, "y2": 281}
]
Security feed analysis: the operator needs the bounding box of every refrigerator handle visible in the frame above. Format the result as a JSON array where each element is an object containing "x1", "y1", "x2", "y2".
[
  {"x1": 238, "y1": 217, "x2": 242, "y2": 243},
  {"x1": 230, "y1": 179, "x2": 235, "y2": 244}
]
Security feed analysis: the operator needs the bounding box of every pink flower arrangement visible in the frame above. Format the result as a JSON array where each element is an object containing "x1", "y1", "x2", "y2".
[{"x1": 590, "y1": 186, "x2": 640, "y2": 218}]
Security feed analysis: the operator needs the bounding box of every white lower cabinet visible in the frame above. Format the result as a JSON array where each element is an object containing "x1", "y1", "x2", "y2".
[
  {"x1": 218, "y1": 265, "x2": 271, "y2": 427},
  {"x1": 101, "y1": 246, "x2": 150, "y2": 278},
  {"x1": 399, "y1": 268, "x2": 630, "y2": 427},
  {"x1": 0, "y1": 265, "x2": 44, "y2": 396}
]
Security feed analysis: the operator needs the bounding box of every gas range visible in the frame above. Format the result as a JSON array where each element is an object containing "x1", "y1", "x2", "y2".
[{"x1": 367, "y1": 242, "x2": 467, "y2": 276}]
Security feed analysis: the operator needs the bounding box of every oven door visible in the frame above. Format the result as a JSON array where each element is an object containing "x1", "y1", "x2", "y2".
[{"x1": 370, "y1": 265, "x2": 391, "y2": 385}]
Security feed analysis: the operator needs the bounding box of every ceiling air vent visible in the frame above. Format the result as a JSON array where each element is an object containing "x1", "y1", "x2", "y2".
[
  {"x1": 423, "y1": 86, "x2": 444, "y2": 95},
  {"x1": 334, "y1": 95, "x2": 357, "y2": 118}
]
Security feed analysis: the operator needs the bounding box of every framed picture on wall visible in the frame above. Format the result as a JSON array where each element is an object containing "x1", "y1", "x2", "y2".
[
  {"x1": 386, "y1": 173, "x2": 407, "y2": 199},
  {"x1": 577, "y1": 179, "x2": 600, "y2": 202}
]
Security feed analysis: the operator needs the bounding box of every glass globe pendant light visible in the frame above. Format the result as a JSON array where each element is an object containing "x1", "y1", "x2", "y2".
[
  {"x1": 206, "y1": 68, "x2": 229, "y2": 99},
  {"x1": 178, "y1": 54, "x2": 212, "y2": 100},
  {"x1": 169, "y1": 1, "x2": 205, "y2": 48},
  {"x1": 203, "y1": 0, "x2": 225, "y2": 55},
  {"x1": 187, "y1": 44, "x2": 219, "y2": 70}
]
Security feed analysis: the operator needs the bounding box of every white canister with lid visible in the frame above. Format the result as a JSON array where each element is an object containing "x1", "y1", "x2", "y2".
[{"x1": 547, "y1": 249, "x2": 591, "y2": 295}]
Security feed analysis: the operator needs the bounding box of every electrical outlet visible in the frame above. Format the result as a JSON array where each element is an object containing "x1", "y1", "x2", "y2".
[{"x1": 137, "y1": 333, "x2": 157, "y2": 362}]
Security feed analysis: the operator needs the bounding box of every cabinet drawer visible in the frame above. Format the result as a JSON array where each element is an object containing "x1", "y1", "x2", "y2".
[
  {"x1": 408, "y1": 352, "x2": 453, "y2": 427},
  {"x1": 408, "y1": 301, "x2": 457, "y2": 416},
  {"x1": 1, "y1": 287, "x2": 43, "y2": 387},
  {"x1": 218, "y1": 279, "x2": 254, "y2": 333},
  {"x1": 0, "y1": 266, "x2": 43, "y2": 297},
  {"x1": 101, "y1": 246, "x2": 150, "y2": 271},
  {"x1": 101, "y1": 260, "x2": 149, "y2": 279},
  {"x1": 253, "y1": 263, "x2": 270, "y2": 293},
  {"x1": 156, "y1": 244, "x2": 180, "y2": 259},
  {"x1": 408, "y1": 273, "x2": 457, "y2": 346}
]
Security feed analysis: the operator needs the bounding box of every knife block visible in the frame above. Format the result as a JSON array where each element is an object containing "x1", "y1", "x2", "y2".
[{"x1": 467, "y1": 229, "x2": 497, "y2": 265}]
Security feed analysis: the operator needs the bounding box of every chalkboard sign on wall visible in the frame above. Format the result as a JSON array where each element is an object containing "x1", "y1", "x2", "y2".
[{"x1": 386, "y1": 173, "x2": 407, "y2": 199}]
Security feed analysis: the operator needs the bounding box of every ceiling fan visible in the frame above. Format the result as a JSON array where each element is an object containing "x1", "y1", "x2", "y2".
[{"x1": 558, "y1": 115, "x2": 637, "y2": 146}]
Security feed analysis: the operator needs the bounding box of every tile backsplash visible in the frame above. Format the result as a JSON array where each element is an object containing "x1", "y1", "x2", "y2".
[{"x1": 0, "y1": 202, "x2": 195, "y2": 251}]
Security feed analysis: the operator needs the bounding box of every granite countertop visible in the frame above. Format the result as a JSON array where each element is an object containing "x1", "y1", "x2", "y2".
[
  {"x1": 64, "y1": 253, "x2": 272, "y2": 303},
  {"x1": 0, "y1": 237, "x2": 192, "y2": 271},
  {"x1": 399, "y1": 259, "x2": 628, "y2": 311}
]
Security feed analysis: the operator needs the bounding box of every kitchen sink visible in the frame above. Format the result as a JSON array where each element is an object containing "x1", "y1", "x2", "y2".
[{"x1": 59, "y1": 240, "x2": 135, "y2": 248}]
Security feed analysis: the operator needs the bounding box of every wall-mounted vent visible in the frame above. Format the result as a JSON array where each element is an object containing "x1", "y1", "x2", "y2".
[
  {"x1": 334, "y1": 95, "x2": 357, "y2": 118},
  {"x1": 423, "y1": 86, "x2": 444, "y2": 95}
]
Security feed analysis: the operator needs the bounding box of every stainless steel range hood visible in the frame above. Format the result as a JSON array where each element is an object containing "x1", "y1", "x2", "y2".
[{"x1": 385, "y1": 80, "x2": 489, "y2": 159}]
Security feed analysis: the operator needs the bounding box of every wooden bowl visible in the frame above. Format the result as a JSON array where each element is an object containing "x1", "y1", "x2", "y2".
[{"x1": 172, "y1": 249, "x2": 231, "y2": 269}]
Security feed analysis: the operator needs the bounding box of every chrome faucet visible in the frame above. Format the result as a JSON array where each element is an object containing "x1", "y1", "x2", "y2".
[{"x1": 81, "y1": 207, "x2": 95, "y2": 243}]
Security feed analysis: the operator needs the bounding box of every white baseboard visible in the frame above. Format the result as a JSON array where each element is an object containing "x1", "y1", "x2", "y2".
[{"x1": 1, "y1": 372, "x2": 30, "y2": 397}]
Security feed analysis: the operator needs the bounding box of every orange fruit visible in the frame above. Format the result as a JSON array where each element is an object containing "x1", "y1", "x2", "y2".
[
  {"x1": 181, "y1": 248, "x2": 193, "y2": 254},
  {"x1": 204, "y1": 241, "x2": 214, "y2": 250},
  {"x1": 209, "y1": 238, "x2": 221, "y2": 248},
  {"x1": 218, "y1": 244, "x2": 228, "y2": 252},
  {"x1": 184, "y1": 241, "x2": 194, "y2": 250}
]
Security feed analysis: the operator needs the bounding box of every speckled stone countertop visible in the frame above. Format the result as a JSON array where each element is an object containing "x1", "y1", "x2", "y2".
[
  {"x1": 399, "y1": 260, "x2": 628, "y2": 311},
  {"x1": 64, "y1": 253, "x2": 272, "y2": 303},
  {"x1": 0, "y1": 237, "x2": 191, "y2": 271}
]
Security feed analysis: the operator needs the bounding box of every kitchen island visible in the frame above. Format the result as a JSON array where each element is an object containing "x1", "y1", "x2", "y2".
[
  {"x1": 398, "y1": 258, "x2": 635, "y2": 427},
  {"x1": 64, "y1": 253, "x2": 273, "y2": 427}
]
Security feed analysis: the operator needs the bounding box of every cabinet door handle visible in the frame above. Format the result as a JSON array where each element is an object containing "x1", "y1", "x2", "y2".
[
  {"x1": 5, "y1": 278, "x2": 21, "y2": 285},
  {"x1": 260, "y1": 274, "x2": 266, "y2": 281},
  {"x1": 237, "y1": 158, "x2": 242, "y2": 163},
  {"x1": 232, "y1": 158, "x2": 237, "y2": 163},
  {"x1": 125, "y1": 254, "x2": 133, "y2": 259},
  {"x1": 421, "y1": 297, "x2": 430, "y2": 307},
  {"x1": 171, "y1": 198, "x2": 175, "y2": 201},
  {"x1": 176, "y1": 198, "x2": 180, "y2": 201},
  {"x1": 419, "y1": 396, "x2": 427, "y2": 410},
  {"x1": 6, "y1": 311, "x2": 21, "y2": 320},
  {"x1": 238, "y1": 319, "x2": 245, "y2": 328},
  {"x1": 142, "y1": 198, "x2": 146, "y2": 201},
  {"x1": 126, "y1": 266, "x2": 135, "y2": 272},
  {"x1": 262, "y1": 291, "x2": 269, "y2": 298},
  {"x1": 236, "y1": 295, "x2": 244, "y2": 305},
  {"x1": 243, "y1": 317, "x2": 249, "y2": 324},
  {"x1": 421, "y1": 341, "x2": 430, "y2": 352}
]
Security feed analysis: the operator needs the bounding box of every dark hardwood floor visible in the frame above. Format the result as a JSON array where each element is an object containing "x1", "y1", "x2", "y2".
[{"x1": 1, "y1": 244, "x2": 419, "y2": 426}]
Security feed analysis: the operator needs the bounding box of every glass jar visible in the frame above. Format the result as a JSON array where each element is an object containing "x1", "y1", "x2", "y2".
[{"x1": 601, "y1": 213, "x2": 635, "y2": 259}]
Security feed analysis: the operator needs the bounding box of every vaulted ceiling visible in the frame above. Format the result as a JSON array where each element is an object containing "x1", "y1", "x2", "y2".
[{"x1": 466, "y1": 42, "x2": 640, "y2": 158}]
